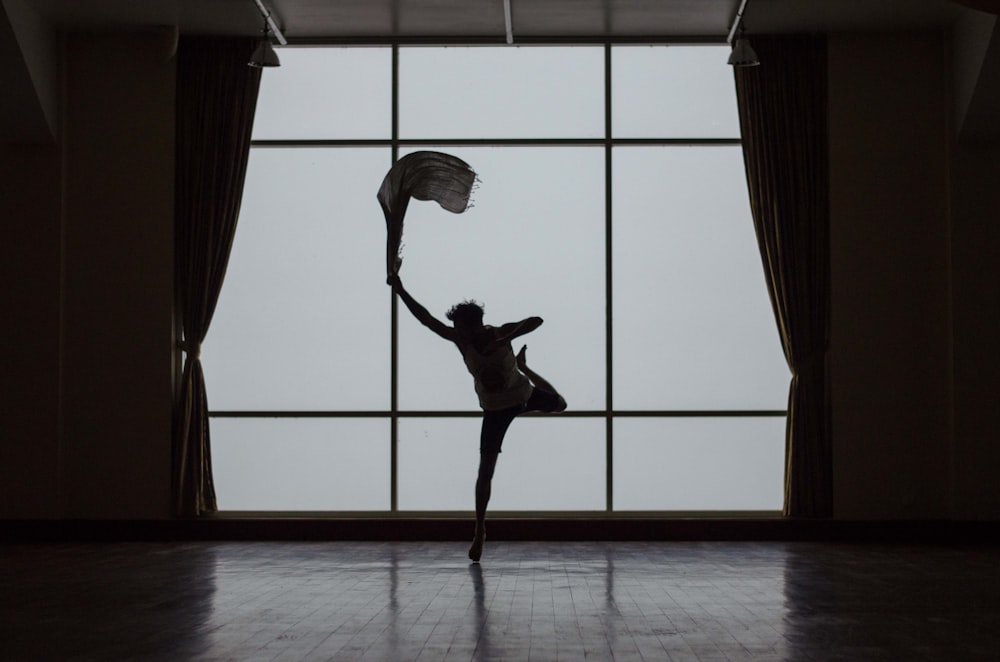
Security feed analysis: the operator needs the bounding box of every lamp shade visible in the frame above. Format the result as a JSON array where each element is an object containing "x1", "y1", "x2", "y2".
[
  {"x1": 249, "y1": 39, "x2": 280, "y2": 68},
  {"x1": 728, "y1": 37, "x2": 760, "y2": 67}
]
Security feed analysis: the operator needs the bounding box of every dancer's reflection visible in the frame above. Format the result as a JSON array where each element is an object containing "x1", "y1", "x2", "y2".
[{"x1": 469, "y1": 562, "x2": 493, "y2": 657}]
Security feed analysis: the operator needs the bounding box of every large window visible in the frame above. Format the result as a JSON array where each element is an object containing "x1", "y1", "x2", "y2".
[{"x1": 202, "y1": 44, "x2": 789, "y2": 514}]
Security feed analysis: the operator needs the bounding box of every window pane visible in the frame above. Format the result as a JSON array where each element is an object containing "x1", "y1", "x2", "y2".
[
  {"x1": 252, "y1": 47, "x2": 391, "y2": 140},
  {"x1": 399, "y1": 46, "x2": 604, "y2": 139},
  {"x1": 398, "y1": 418, "x2": 605, "y2": 511},
  {"x1": 396, "y1": 146, "x2": 605, "y2": 411},
  {"x1": 613, "y1": 418, "x2": 784, "y2": 510},
  {"x1": 612, "y1": 146, "x2": 788, "y2": 410},
  {"x1": 209, "y1": 44, "x2": 784, "y2": 515},
  {"x1": 612, "y1": 45, "x2": 739, "y2": 138},
  {"x1": 203, "y1": 148, "x2": 391, "y2": 410},
  {"x1": 212, "y1": 418, "x2": 390, "y2": 510},
  {"x1": 397, "y1": 418, "x2": 478, "y2": 511}
]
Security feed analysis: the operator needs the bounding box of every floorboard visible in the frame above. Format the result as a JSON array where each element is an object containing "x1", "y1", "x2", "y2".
[{"x1": 1, "y1": 541, "x2": 997, "y2": 660}]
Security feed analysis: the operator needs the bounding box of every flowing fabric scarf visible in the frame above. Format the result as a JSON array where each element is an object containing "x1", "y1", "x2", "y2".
[{"x1": 377, "y1": 151, "x2": 477, "y2": 276}]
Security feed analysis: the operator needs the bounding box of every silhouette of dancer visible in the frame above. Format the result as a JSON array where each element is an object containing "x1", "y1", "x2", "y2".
[{"x1": 388, "y1": 275, "x2": 567, "y2": 562}]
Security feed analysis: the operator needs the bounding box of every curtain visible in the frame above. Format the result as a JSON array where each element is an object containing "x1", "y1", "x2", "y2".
[
  {"x1": 173, "y1": 37, "x2": 262, "y2": 517},
  {"x1": 734, "y1": 36, "x2": 831, "y2": 517}
]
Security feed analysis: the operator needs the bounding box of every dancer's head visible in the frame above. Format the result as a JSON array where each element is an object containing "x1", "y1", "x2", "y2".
[{"x1": 447, "y1": 300, "x2": 484, "y2": 330}]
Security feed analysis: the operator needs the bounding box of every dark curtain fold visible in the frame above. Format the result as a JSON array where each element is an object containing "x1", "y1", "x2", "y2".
[
  {"x1": 734, "y1": 36, "x2": 832, "y2": 517},
  {"x1": 173, "y1": 37, "x2": 261, "y2": 517}
]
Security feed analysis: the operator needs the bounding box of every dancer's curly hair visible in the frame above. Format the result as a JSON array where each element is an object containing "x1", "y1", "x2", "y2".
[{"x1": 446, "y1": 300, "x2": 484, "y2": 326}]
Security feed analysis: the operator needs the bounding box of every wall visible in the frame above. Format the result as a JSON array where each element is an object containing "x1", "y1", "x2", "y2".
[
  {"x1": 58, "y1": 31, "x2": 176, "y2": 518},
  {"x1": 951, "y1": 9, "x2": 997, "y2": 136},
  {"x1": 1, "y1": 29, "x2": 176, "y2": 520},
  {"x1": 0, "y1": 0, "x2": 57, "y2": 143},
  {"x1": 828, "y1": 32, "x2": 953, "y2": 519},
  {"x1": 59, "y1": 31, "x2": 176, "y2": 518},
  {"x1": 0, "y1": 2, "x2": 62, "y2": 518},
  {"x1": 0, "y1": 143, "x2": 63, "y2": 518},
  {"x1": 950, "y1": 143, "x2": 1000, "y2": 519}
]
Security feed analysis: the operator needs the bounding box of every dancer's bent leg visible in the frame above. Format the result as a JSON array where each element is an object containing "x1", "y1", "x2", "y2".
[{"x1": 516, "y1": 347, "x2": 567, "y2": 412}]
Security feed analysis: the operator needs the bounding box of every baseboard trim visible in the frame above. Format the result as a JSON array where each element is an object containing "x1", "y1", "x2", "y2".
[{"x1": 2, "y1": 518, "x2": 998, "y2": 544}]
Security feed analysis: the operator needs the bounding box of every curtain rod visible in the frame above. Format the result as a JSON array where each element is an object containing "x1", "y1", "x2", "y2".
[
  {"x1": 727, "y1": 0, "x2": 750, "y2": 44},
  {"x1": 503, "y1": 0, "x2": 513, "y2": 44},
  {"x1": 252, "y1": 0, "x2": 287, "y2": 46}
]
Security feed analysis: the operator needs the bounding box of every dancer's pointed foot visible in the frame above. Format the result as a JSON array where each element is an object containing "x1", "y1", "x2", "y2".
[{"x1": 469, "y1": 530, "x2": 485, "y2": 563}]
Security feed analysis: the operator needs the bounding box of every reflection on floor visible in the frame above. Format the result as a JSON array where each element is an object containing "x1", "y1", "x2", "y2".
[{"x1": 1, "y1": 541, "x2": 997, "y2": 660}]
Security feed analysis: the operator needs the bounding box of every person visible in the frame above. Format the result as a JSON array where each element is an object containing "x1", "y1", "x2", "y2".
[{"x1": 387, "y1": 274, "x2": 566, "y2": 562}]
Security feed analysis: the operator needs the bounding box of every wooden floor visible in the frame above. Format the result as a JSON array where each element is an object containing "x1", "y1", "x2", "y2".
[{"x1": 1, "y1": 541, "x2": 998, "y2": 661}]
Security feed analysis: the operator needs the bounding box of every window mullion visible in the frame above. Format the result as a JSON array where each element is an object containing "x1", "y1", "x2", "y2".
[
  {"x1": 390, "y1": 44, "x2": 400, "y2": 512},
  {"x1": 604, "y1": 43, "x2": 614, "y2": 513}
]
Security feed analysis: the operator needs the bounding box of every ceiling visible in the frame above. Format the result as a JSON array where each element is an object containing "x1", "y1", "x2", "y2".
[
  {"x1": 26, "y1": 0, "x2": 969, "y2": 42},
  {"x1": 5, "y1": 0, "x2": 996, "y2": 144}
]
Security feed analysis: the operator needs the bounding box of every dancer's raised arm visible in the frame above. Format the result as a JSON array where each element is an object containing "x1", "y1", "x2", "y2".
[{"x1": 388, "y1": 275, "x2": 456, "y2": 342}]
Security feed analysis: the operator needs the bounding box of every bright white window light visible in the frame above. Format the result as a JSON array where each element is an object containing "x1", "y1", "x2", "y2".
[{"x1": 207, "y1": 45, "x2": 787, "y2": 513}]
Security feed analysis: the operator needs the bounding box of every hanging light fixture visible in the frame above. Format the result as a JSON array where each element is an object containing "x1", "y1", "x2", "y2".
[
  {"x1": 728, "y1": 27, "x2": 760, "y2": 67},
  {"x1": 726, "y1": 0, "x2": 760, "y2": 67},
  {"x1": 248, "y1": 0, "x2": 286, "y2": 68},
  {"x1": 249, "y1": 30, "x2": 280, "y2": 68}
]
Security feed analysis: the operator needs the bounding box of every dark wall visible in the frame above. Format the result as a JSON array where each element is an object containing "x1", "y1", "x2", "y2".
[
  {"x1": 828, "y1": 32, "x2": 953, "y2": 519},
  {"x1": 0, "y1": 30, "x2": 176, "y2": 519},
  {"x1": 0, "y1": 143, "x2": 63, "y2": 518},
  {"x1": 951, "y1": 143, "x2": 1000, "y2": 519},
  {"x1": 59, "y1": 31, "x2": 176, "y2": 518}
]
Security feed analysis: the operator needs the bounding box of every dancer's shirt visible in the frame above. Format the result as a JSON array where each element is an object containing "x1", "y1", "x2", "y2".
[{"x1": 459, "y1": 340, "x2": 532, "y2": 411}]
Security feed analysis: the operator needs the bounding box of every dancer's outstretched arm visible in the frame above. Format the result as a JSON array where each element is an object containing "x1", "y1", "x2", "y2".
[
  {"x1": 484, "y1": 317, "x2": 542, "y2": 353},
  {"x1": 388, "y1": 275, "x2": 456, "y2": 342}
]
